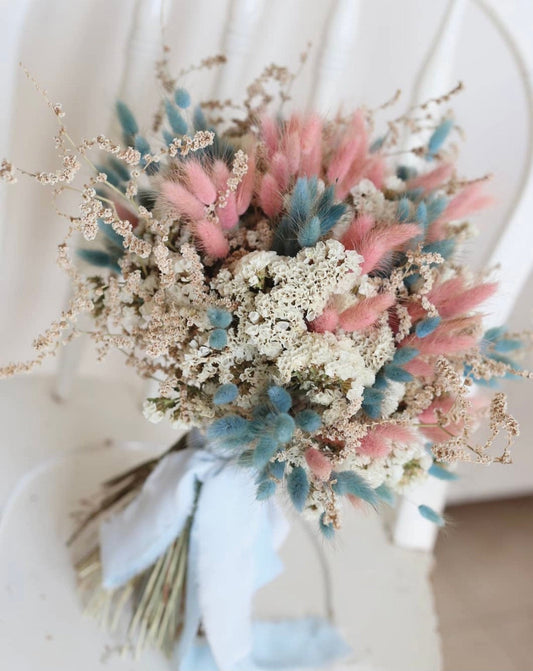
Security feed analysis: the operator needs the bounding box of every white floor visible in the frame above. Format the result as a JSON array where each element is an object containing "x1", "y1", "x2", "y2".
[{"x1": 0, "y1": 376, "x2": 442, "y2": 670}]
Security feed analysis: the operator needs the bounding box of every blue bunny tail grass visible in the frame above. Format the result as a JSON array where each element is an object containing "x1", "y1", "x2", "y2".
[
  {"x1": 257, "y1": 479, "x2": 277, "y2": 500},
  {"x1": 165, "y1": 99, "x2": 188, "y2": 136},
  {"x1": 428, "y1": 119, "x2": 454, "y2": 156},
  {"x1": 418, "y1": 504, "x2": 445, "y2": 527},
  {"x1": 209, "y1": 329, "x2": 228, "y2": 349},
  {"x1": 213, "y1": 383, "x2": 239, "y2": 405},
  {"x1": 392, "y1": 347, "x2": 419, "y2": 365},
  {"x1": 267, "y1": 385, "x2": 292, "y2": 413},
  {"x1": 319, "y1": 513, "x2": 335, "y2": 538},
  {"x1": 374, "y1": 484, "x2": 396, "y2": 506},
  {"x1": 415, "y1": 316, "x2": 441, "y2": 338},
  {"x1": 174, "y1": 87, "x2": 191, "y2": 109},
  {"x1": 295, "y1": 409, "x2": 322, "y2": 432},
  {"x1": 207, "y1": 307, "x2": 233, "y2": 329},
  {"x1": 287, "y1": 466, "x2": 309, "y2": 512},
  {"x1": 253, "y1": 436, "x2": 279, "y2": 469},
  {"x1": 331, "y1": 471, "x2": 378, "y2": 507},
  {"x1": 77, "y1": 249, "x2": 120, "y2": 273},
  {"x1": 297, "y1": 216, "x2": 321, "y2": 247},
  {"x1": 428, "y1": 463, "x2": 458, "y2": 481},
  {"x1": 116, "y1": 101, "x2": 139, "y2": 138}
]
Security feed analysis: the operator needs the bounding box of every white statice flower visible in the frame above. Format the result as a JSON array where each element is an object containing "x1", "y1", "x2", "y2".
[
  {"x1": 351, "y1": 321, "x2": 396, "y2": 375},
  {"x1": 343, "y1": 433, "x2": 431, "y2": 491},
  {"x1": 143, "y1": 399, "x2": 164, "y2": 423},
  {"x1": 383, "y1": 175, "x2": 406, "y2": 193},
  {"x1": 379, "y1": 380, "x2": 406, "y2": 418},
  {"x1": 349, "y1": 178, "x2": 400, "y2": 222}
]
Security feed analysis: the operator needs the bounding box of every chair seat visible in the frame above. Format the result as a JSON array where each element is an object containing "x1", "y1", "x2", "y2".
[{"x1": 0, "y1": 376, "x2": 441, "y2": 671}]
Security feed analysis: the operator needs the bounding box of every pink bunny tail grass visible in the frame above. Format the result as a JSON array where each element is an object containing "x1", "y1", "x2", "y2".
[
  {"x1": 341, "y1": 214, "x2": 374, "y2": 249},
  {"x1": 259, "y1": 173, "x2": 283, "y2": 217},
  {"x1": 327, "y1": 136, "x2": 364, "y2": 184},
  {"x1": 404, "y1": 358, "x2": 435, "y2": 379},
  {"x1": 438, "y1": 282, "x2": 497, "y2": 319},
  {"x1": 185, "y1": 160, "x2": 217, "y2": 205},
  {"x1": 162, "y1": 181, "x2": 205, "y2": 221},
  {"x1": 300, "y1": 115, "x2": 323, "y2": 175},
  {"x1": 344, "y1": 223, "x2": 420, "y2": 275},
  {"x1": 216, "y1": 192, "x2": 239, "y2": 230},
  {"x1": 409, "y1": 332, "x2": 478, "y2": 356},
  {"x1": 418, "y1": 397, "x2": 463, "y2": 443},
  {"x1": 407, "y1": 276, "x2": 467, "y2": 322},
  {"x1": 236, "y1": 151, "x2": 256, "y2": 216},
  {"x1": 305, "y1": 447, "x2": 332, "y2": 481},
  {"x1": 442, "y1": 183, "x2": 494, "y2": 222},
  {"x1": 114, "y1": 201, "x2": 139, "y2": 228},
  {"x1": 194, "y1": 220, "x2": 229, "y2": 259},
  {"x1": 364, "y1": 156, "x2": 385, "y2": 190},
  {"x1": 408, "y1": 163, "x2": 454, "y2": 192},
  {"x1": 357, "y1": 432, "x2": 391, "y2": 458},
  {"x1": 358, "y1": 424, "x2": 415, "y2": 458},
  {"x1": 261, "y1": 116, "x2": 279, "y2": 156},
  {"x1": 339, "y1": 293, "x2": 395, "y2": 332},
  {"x1": 285, "y1": 131, "x2": 301, "y2": 174},
  {"x1": 327, "y1": 111, "x2": 368, "y2": 194},
  {"x1": 308, "y1": 307, "x2": 340, "y2": 333},
  {"x1": 270, "y1": 152, "x2": 290, "y2": 191}
]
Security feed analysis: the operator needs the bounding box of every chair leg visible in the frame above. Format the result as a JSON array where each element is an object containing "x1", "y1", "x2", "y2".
[{"x1": 393, "y1": 478, "x2": 449, "y2": 552}]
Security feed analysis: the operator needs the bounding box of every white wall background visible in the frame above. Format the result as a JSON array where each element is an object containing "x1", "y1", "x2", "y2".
[{"x1": 0, "y1": 0, "x2": 532, "y2": 503}]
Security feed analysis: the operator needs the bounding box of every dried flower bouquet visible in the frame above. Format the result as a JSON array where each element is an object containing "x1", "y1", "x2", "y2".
[{"x1": 1, "y1": 53, "x2": 530, "y2": 669}]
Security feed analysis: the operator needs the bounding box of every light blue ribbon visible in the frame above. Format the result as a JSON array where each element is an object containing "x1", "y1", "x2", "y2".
[{"x1": 99, "y1": 439, "x2": 350, "y2": 671}]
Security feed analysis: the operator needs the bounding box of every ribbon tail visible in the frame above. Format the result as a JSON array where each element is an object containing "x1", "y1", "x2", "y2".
[
  {"x1": 247, "y1": 617, "x2": 352, "y2": 670},
  {"x1": 195, "y1": 463, "x2": 263, "y2": 670},
  {"x1": 99, "y1": 448, "x2": 214, "y2": 589}
]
